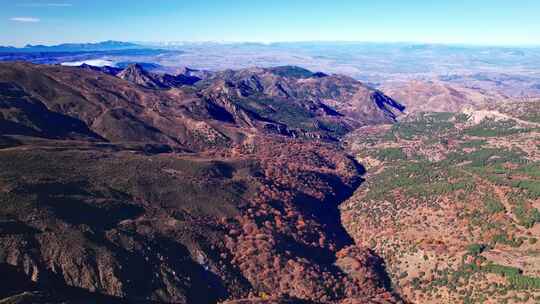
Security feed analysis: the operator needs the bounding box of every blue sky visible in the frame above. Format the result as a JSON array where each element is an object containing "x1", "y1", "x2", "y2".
[{"x1": 1, "y1": 0, "x2": 539, "y2": 46}]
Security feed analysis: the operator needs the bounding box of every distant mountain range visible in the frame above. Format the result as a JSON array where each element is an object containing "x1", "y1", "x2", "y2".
[
  {"x1": 2, "y1": 40, "x2": 540, "y2": 100},
  {"x1": 0, "y1": 40, "x2": 143, "y2": 53}
]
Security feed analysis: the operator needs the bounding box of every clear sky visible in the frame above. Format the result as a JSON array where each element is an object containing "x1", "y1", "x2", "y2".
[{"x1": 1, "y1": 0, "x2": 539, "y2": 46}]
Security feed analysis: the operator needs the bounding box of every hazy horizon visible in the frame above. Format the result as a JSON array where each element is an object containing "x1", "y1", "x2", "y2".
[
  {"x1": 4, "y1": 39, "x2": 540, "y2": 49},
  {"x1": 2, "y1": 0, "x2": 539, "y2": 47}
]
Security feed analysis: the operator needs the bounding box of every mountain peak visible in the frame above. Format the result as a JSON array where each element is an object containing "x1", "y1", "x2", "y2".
[
  {"x1": 116, "y1": 63, "x2": 201, "y2": 89},
  {"x1": 124, "y1": 63, "x2": 145, "y2": 72},
  {"x1": 116, "y1": 63, "x2": 165, "y2": 89},
  {"x1": 265, "y1": 65, "x2": 315, "y2": 78}
]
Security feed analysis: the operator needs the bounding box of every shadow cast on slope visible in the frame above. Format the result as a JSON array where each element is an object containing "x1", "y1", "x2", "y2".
[
  {"x1": 0, "y1": 82, "x2": 105, "y2": 141},
  {"x1": 0, "y1": 263, "x2": 132, "y2": 303},
  {"x1": 290, "y1": 159, "x2": 399, "y2": 296}
]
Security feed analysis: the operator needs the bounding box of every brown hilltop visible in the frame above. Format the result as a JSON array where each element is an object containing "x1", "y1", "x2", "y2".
[{"x1": 381, "y1": 80, "x2": 511, "y2": 113}]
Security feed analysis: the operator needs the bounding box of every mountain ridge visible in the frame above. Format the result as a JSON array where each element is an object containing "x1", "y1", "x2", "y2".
[{"x1": 0, "y1": 61, "x2": 405, "y2": 146}]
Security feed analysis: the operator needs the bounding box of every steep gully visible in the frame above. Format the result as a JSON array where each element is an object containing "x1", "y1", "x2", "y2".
[{"x1": 328, "y1": 159, "x2": 398, "y2": 298}]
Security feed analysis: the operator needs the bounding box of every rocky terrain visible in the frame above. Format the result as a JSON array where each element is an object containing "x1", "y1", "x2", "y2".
[
  {"x1": 0, "y1": 62, "x2": 404, "y2": 145},
  {"x1": 342, "y1": 102, "x2": 540, "y2": 303},
  {"x1": 0, "y1": 62, "x2": 405, "y2": 303},
  {"x1": 116, "y1": 64, "x2": 200, "y2": 89},
  {"x1": 2, "y1": 59, "x2": 538, "y2": 304}
]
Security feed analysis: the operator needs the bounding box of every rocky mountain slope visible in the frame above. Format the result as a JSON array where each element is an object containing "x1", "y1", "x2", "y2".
[
  {"x1": 204, "y1": 66, "x2": 405, "y2": 125},
  {"x1": 0, "y1": 62, "x2": 405, "y2": 303},
  {"x1": 0, "y1": 62, "x2": 404, "y2": 146},
  {"x1": 116, "y1": 63, "x2": 200, "y2": 89},
  {"x1": 342, "y1": 102, "x2": 540, "y2": 303}
]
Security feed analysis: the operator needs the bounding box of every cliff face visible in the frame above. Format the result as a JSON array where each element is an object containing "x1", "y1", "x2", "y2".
[{"x1": 0, "y1": 62, "x2": 403, "y2": 303}]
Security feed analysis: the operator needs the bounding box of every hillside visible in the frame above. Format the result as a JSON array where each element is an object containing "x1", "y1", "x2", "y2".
[
  {"x1": 381, "y1": 80, "x2": 512, "y2": 114},
  {"x1": 0, "y1": 62, "x2": 405, "y2": 303},
  {"x1": 342, "y1": 102, "x2": 540, "y2": 303}
]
